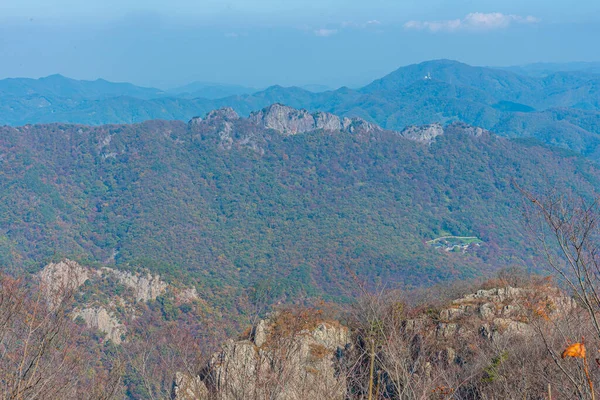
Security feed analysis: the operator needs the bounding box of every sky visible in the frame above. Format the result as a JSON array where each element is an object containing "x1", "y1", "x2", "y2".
[{"x1": 0, "y1": 0, "x2": 599, "y2": 89}]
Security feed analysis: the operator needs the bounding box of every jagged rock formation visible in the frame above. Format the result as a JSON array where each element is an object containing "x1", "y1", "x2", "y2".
[
  {"x1": 193, "y1": 104, "x2": 488, "y2": 151},
  {"x1": 37, "y1": 259, "x2": 198, "y2": 344},
  {"x1": 435, "y1": 286, "x2": 576, "y2": 341},
  {"x1": 39, "y1": 259, "x2": 90, "y2": 309},
  {"x1": 399, "y1": 121, "x2": 489, "y2": 144},
  {"x1": 172, "y1": 372, "x2": 209, "y2": 400},
  {"x1": 101, "y1": 268, "x2": 167, "y2": 302},
  {"x1": 399, "y1": 123, "x2": 444, "y2": 143},
  {"x1": 175, "y1": 315, "x2": 350, "y2": 400},
  {"x1": 341, "y1": 117, "x2": 381, "y2": 135},
  {"x1": 188, "y1": 104, "x2": 390, "y2": 155},
  {"x1": 444, "y1": 121, "x2": 488, "y2": 137},
  {"x1": 248, "y1": 103, "x2": 383, "y2": 136},
  {"x1": 314, "y1": 111, "x2": 342, "y2": 131},
  {"x1": 171, "y1": 284, "x2": 576, "y2": 399},
  {"x1": 74, "y1": 307, "x2": 125, "y2": 344},
  {"x1": 248, "y1": 104, "x2": 334, "y2": 135},
  {"x1": 188, "y1": 104, "x2": 492, "y2": 156}
]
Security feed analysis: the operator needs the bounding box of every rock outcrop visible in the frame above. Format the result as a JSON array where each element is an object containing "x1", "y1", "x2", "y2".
[
  {"x1": 74, "y1": 307, "x2": 125, "y2": 344},
  {"x1": 188, "y1": 104, "x2": 496, "y2": 152},
  {"x1": 435, "y1": 285, "x2": 576, "y2": 341},
  {"x1": 39, "y1": 259, "x2": 90, "y2": 309},
  {"x1": 400, "y1": 123, "x2": 444, "y2": 143},
  {"x1": 172, "y1": 372, "x2": 209, "y2": 400},
  {"x1": 204, "y1": 107, "x2": 240, "y2": 122},
  {"x1": 38, "y1": 259, "x2": 198, "y2": 344},
  {"x1": 175, "y1": 315, "x2": 350, "y2": 400},
  {"x1": 314, "y1": 111, "x2": 343, "y2": 131},
  {"x1": 399, "y1": 121, "x2": 489, "y2": 144},
  {"x1": 444, "y1": 121, "x2": 488, "y2": 137},
  {"x1": 188, "y1": 104, "x2": 388, "y2": 155},
  {"x1": 101, "y1": 268, "x2": 167, "y2": 302},
  {"x1": 247, "y1": 103, "x2": 383, "y2": 137},
  {"x1": 248, "y1": 104, "x2": 338, "y2": 135},
  {"x1": 171, "y1": 284, "x2": 575, "y2": 399}
]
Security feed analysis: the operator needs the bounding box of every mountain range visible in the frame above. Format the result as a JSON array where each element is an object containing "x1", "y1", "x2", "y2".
[{"x1": 2, "y1": 60, "x2": 600, "y2": 162}]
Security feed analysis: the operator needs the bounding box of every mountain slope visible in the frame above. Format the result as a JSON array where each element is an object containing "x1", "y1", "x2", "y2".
[{"x1": 1, "y1": 105, "x2": 599, "y2": 305}]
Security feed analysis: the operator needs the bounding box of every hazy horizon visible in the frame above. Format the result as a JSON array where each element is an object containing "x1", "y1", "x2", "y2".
[
  {"x1": 4, "y1": 58, "x2": 600, "y2": 92},
  {"x1": 1, "y1": 0, "x2": 599, "y2": 88}
]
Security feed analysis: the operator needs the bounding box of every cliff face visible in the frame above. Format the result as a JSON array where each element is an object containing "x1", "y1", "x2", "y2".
[
  {"x1": 37, "y1": 259, "x2": 199, "y2": 344},
  {"x1": 433, "y1": 285, "x2": 576, "y2": 341},
  {"x1": 175, "y1": 313, "x2": 350, "y2": 400},
  {"x1": 248, "y1": 104, "x2": 323, "y2": 135},
  {"x1": 247, "y1": 104, "x2": 385, "y2": 137},
  {"x1": 39, "y1": 259, "x2": 90, "y2": 309},
  {"x1": 74, "y1": 307, "x2": 125, "y2": 344},
  {"x1": 103, "y1": 268, "x2": 167, "y2": 302},
  {"x1": 399, "y1": 121, "x2": 490, "y2": 144}
]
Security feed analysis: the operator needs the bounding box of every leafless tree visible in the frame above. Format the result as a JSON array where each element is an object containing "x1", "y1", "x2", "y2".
[
  {"x1": 0, "y1": 273, "x2": 123, "y2": 400},
  {"x1": 124, "y1": 321, "x2": 206, "y2": 400},
  {"x1": 519, "y1": 186, "x2": 600, "y2": 399}
]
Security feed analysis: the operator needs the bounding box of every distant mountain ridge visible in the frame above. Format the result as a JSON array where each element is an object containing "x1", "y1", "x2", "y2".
[
  {"x1": 1, "y1": 60, "x2": 600, "y2": 160},
  {"x1": 0, "y1": 74, "x2": 167, "y2": 100}
]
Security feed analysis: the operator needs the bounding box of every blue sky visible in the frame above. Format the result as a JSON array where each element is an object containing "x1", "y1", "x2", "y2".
[{"x1": 0, "y1": 0, "x2": 598, "y2": 88}]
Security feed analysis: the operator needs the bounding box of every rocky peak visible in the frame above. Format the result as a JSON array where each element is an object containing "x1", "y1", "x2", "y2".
[
  {"x1": 248, "y1": 103, "x2": 317, "y2": 135},
  {"x1": 204, "y1": 107, "x2": 240, "y2": 122},
  {"x1": 342, "y1": 117, "x2": 382, "y2": 135},
  {"x1": 400, "y1": 123, "x2": 444, "y2": 143},
  {"x1": 444, "y1": 121, "x2": 489, "y2": 137},
  {"x1": 39, "y1": 259, "x2": 90, "y2": 309},
  {"x1": 175, "y1": 313, "x2": 350, "y2": 400},
  {"x1": 314, "y1": 111, "x2": 342, "y2": 131},
  {"x1": 248, "y1": 103, "x2": 383, "y2": 137},
  {"x1": 435, "y1": 285, "x2": 576, "y2": 341}
]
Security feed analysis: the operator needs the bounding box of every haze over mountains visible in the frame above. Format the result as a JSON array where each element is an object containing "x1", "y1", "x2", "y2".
[
  {"x1": 3, "y1": 59, "x2": 600, "y2": 161},
  {"x1": 3, "y1": 0, "x2": 600, "y2": 394}
]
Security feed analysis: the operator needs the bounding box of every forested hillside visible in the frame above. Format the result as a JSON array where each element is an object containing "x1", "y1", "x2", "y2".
[{"x1": 1, "y1": 105, "x2": 599, "y2": 306}]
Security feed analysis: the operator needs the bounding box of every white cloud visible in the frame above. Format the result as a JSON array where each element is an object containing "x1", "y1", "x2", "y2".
[
  {"x1": 404, "y1": 12, "x2": 539, "y2": 33},
  {"x1": 314, "y1": 28, "x2": 338, "y2": 37},
  {"x1": 341, "y1": 20, "x2": 381, "y2": 29}
]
